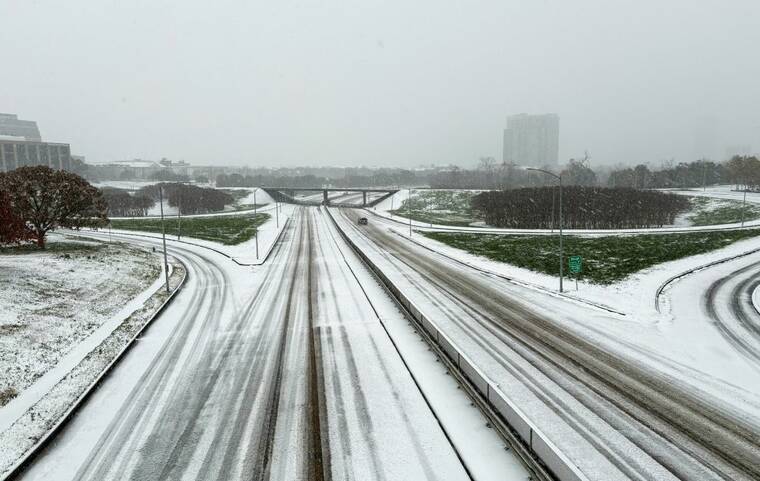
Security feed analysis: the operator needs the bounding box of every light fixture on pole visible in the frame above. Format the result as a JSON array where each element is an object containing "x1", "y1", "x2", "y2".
[{"x1": 526, "y1": 168, "x2": 564, "y2": 293}]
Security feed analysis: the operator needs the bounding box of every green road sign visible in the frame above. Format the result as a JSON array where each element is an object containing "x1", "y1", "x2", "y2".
[{"x1": 569, "y1": 255, "x2": 582, "y2": 274}]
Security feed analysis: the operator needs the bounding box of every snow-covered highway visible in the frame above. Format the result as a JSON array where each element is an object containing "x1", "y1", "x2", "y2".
[
  {"x1": 332, "y1": 208, "x2": 760, "y2": 481},
  {"x1": 13, "y1": 208, "x2": 519, "y2": 481},
  {"x1": 10, "y1": 204, "x2": 760, "y2": 481}
]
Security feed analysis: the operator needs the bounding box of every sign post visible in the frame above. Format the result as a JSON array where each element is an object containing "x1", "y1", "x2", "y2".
[{"x1": 569, "y1": 255, "x2": 582, "y2": 291}]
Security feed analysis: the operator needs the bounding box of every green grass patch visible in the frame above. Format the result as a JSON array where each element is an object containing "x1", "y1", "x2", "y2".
[
  {"x1": 388, "y1": 209, "x2": 475, "y2": 227},
  {"x1": 390, "y1": 190, "x2": 481, "y2": 226},
  {"x1": 111, "y1": 214, "x2": 270, "y2": 245},
  {"x1": 424, "y1": 229, "x2": 760, "y2": 284},
  {"x1": 0, "y1": 241, "x2": 104, "y2": 255},
  {"x1": 687, "y1": 197, "x2": 760, "y2": 226}
]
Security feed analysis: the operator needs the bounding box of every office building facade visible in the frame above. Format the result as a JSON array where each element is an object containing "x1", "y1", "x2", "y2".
[
  {"x1": 0, "y1": 139, "x2": 71, "y2": 173},
  {"x1": 503, "y1": 113, "x2": 560, "y2": 166}
]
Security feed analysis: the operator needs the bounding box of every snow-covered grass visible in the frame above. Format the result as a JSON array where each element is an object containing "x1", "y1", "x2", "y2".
[
  {"x1": 110, "y1": 213, "x2": 270, "y2": 245},
  {"x1": 687, "y1": 196, "x2": 760, "y2": 226},
  {"x1": 423, "y1": 229, "x2": 760, "y2": 284},
  {"x1": 0, "y1": 248, "x2": 184, "y2": 478},
  {"x1": 0, "y1": 235, "x2": 160, "y2": 406},
  {"x1": 389, "y1": 190, "x2": 482, "y2": 226}
]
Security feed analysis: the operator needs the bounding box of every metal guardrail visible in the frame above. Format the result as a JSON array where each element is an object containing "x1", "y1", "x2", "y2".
[{"x1": 325, "y1": 207, "x2": 589, "y2": 481}]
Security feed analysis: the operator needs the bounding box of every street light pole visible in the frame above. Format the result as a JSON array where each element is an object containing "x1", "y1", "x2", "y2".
[
  {"x1": 741, "y1": 189, "x2": 747, "y2": 227},
  {"x1": 527, "y1": 168, "x2": 564, "y2": 293},
  {"x1": 408, "y1": 188, "x2": 412, "y2": 237},
  {"x1": 177, "y1": 184, "x2": 182, "y2": 241},
  {"x1": 558, "y1": 174, "x2": 564, "y2": 293},
  {"x1": 158, "y1": 185, "x2": 170, "y2": 293},
  {"x1": 254, "y1": 187, "x2": 259, "y2": 259}
]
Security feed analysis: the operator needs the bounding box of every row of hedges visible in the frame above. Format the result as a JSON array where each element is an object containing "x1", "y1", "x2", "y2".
[
  {"x1": 100, "y1": 188, "x2": 153, "y2": 216},
  {"x1": 136, "y1": 183, "x2": 234, "y2": 215},
  {"x1": 472, "y1": 187, "x2": 690, "y2": 229}
]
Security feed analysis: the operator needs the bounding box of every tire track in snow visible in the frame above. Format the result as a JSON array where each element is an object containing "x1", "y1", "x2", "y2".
[{"x1": 704, "y1": 260, "x2": 760, "y2": 367}]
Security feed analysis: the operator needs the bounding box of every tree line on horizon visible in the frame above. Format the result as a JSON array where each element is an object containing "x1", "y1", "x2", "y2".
[
  {"x1": 430, "y1": 156, "x2": 760, "y2": 191},
  {"x1": 214, "y1": 170, "x2": 422, "y2": 189}
]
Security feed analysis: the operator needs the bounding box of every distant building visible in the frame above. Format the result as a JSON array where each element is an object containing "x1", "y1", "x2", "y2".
[
  {"x1": 0, "y1": 113, "x2": 76, "y2": 173},
  {"x1": 1, "y1": 139, "x2": 71, "y2": 172},
  {"x1": 90, "y1": 158, "x2": 191, "y2": 180},
  {"x1": 0, "y1": 113, "x2": 42, "y2": 141},
  {"x1": 502, "y1": 113, "x2": 559, "y2": 166}
]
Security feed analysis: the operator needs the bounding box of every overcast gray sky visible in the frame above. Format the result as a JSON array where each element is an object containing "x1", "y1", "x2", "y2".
[{"x1": 2, "y1": 0, "x2": 759, "y2": 168}]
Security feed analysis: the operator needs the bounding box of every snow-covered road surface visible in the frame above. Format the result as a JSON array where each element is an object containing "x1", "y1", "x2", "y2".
[
  {"x1": 333, "y1": 208, "x2": 760, "y2": 481},
  {"x1": 704, "y1": 259, "x2": 760, "y2": 366},
  {"x1": 17, "y1": 208, "x2": 520, "y2": 480}
]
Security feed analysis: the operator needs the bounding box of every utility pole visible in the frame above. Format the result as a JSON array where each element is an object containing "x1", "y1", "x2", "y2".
[
  {"x1": 159, "y1": 186, "x2": 170, "y2": 293},
  {"x1": 741, "y1": 189, "x2": 748, "y2": 227},
  {"x1": 527, "y1": 168, "x2": 564, "y2": 293},
  {"x1": 702, "y1": 159, "x2": 708, "y2": 192}
]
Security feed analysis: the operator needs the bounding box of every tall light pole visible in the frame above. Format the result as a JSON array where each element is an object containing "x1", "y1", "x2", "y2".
[
  {"x1": 158, "y1": 185, "x2": 170, "y2": 293},
  {"x1": 176, "y1": 184, "x2": 182, "y2": 241},
  {"x1": 527, "y1": 168, "x2": 564, "y2": 293},
  {"x1": 254, "y1": 187, "x2": 259, "y2": 259},
  {"x1": 408, "y1": 188, "x2": 413, "y2": 236}
]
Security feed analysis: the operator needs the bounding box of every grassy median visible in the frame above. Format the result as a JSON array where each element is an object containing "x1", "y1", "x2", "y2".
[
  {"x1": 687, "y1": 197, "x2": 760, "y2": 226},
  {"x1": 390, "y1": 190, "x2": 481, "y2": 227},
  {"x1": 424, "y1": 229, "x2": 760, "y2": 284},
  {"x1": 111, "y1": 213, "x2": 270, "y2": 245}
]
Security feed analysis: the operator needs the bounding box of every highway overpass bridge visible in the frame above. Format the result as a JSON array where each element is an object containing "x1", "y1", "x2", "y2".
[{"x1": 261, "y1": 187, "x2": 398, "y2": 207}]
